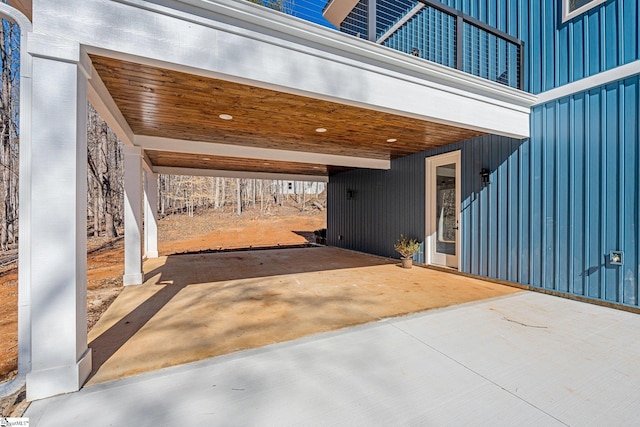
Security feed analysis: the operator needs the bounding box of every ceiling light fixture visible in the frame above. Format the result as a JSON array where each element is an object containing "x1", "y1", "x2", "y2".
[
  {"x1": 315, "y1": 128, "x2": 327, "y2": 133},
  {"x1": 387, "y1": 138, "x2": 397, "y2": 143},
  {"x1": 219, "y1": 114, "x2": 233, "y2": 120},
  {"x1": 202, "y1": 157, "x2": 211, "y2": 161}
]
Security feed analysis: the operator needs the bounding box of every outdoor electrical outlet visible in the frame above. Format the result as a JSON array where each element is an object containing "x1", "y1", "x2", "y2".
[{"x1": 609, "y1": 250, "x2": 624, "y2": 266}]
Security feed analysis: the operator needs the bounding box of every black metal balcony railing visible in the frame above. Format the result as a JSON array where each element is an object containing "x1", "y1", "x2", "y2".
[{"x1": 251, "y1": 0, "x2": 524, "y2": 90}]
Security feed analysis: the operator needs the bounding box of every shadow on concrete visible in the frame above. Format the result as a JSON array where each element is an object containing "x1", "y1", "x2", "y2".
[{"x1": 87, "y1": 281, "x2": 188, "y2": 382}]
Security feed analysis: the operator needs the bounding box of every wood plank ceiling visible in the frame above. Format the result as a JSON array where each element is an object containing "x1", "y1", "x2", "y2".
[{"x1": 90, "y1": 55, "x2": 485, "y2": 177}]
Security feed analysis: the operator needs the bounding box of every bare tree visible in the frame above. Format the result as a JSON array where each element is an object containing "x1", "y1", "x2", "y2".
[{"x1": 0, "y1": 19, "x2": 20, "y2": 249}]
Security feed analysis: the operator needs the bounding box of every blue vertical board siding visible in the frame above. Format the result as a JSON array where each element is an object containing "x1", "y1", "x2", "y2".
[
  {"x1": 569, "y1": 94, "x2": 585, "y2": 296},
  {"x1": 556, "y1": 99, "x2": 570, "y2": 293},
  {"x1": 623, "y1": 77, "x2": 639, "y2": 305},
  {"x1": 524, "y1": 77, "x2": 639, "y2": 307},
  {"x1": 530, "y1": 107, "x2": 543, "y2": 287},
  {"x1": 328, "y1": 75, "x2": 640, "y2": 308}
]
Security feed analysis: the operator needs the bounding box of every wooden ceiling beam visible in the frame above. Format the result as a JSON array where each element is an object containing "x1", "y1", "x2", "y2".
[{"x1": 135, "y1": 135, "x2": 391, "y2": 170}]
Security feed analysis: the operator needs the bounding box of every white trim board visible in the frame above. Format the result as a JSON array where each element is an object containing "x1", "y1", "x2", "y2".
[
  {"x1": 534, "y1": 60, "x2": 640, "y2": 105},
  {"x1": 562, "y1": 0, "x2": 608, "y2": 23},
  {"x1": 154, "y1": 166, "x2": 329, "y2": 183},
  {"x1": 425, "y1": 150, "x2": 461, "y2": 270}
]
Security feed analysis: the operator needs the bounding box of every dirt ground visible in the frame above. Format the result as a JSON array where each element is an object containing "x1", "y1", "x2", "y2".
[{"x1": 0, "y1": 206, "x2": 325, "y2": 415}]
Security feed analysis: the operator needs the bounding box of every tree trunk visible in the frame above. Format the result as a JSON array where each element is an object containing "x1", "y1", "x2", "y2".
[
  {"x1": 93, "y1": 180, "x2": 100, "y2": 237},
  {"x1": 236, "y1": 178, "x2": 242, "y2": 216},
  {"x1": 98, "y1": 121, "x2": 117, "y2": 237},
  {"x1": 214, "y1": 177, "x2": 221, "y2": 209}
]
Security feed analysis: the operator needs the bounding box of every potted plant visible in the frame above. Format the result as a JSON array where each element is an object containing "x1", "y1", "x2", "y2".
[{"x1": 394, "y1": 235, "x2": 421, "y2": 269}]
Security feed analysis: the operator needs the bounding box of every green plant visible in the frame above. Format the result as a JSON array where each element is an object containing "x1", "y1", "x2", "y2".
[{"x1": 394, "y1": 235, "x2": 420, "y2": 258}]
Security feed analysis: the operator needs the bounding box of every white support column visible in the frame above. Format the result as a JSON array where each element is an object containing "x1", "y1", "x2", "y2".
[
  {"x1": 123, "y1": 146, "x2": 144, "y2": 285},
  {"x1": 144, "y1": 171, "x2": 159, "y2": 259},
  {"x1": 26, "y1": 39, "x2": 92, "y2": 401}
]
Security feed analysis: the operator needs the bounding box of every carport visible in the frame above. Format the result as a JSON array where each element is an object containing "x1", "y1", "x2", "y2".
[{"x1": 5, "y1": 0, "x2": 535, "y2": 400}]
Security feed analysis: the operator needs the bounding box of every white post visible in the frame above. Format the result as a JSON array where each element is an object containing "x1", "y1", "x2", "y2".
[
  {"x1": 123, "y1": 146, "x2": 144, "y2": 285},
  {"x1": 25, "y1": 39, "x2": 92, "y2": 401},
  {"x1": 144, "y1": 171, "x2": 159, "y2": 258}
]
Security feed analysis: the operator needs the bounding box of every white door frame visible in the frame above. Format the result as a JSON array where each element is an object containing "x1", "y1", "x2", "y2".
[{"x1": 425, "y1": 150, "x2": 461, "y2": 269}]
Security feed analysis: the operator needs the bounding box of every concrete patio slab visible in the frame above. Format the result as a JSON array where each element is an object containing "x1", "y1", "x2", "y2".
[
  {"x1": 85, "y1": 246, "x2": 519, "y2": 385},
  {"x1": 26, "y1": 291, "x2": 640, "y2": 426}
]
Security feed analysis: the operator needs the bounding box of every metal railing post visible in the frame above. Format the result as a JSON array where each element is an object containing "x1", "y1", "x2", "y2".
[
  {"x1": 519, "y1": 41, "x2": 525, "y2": 91},
  {"x1": 455, "y1": 15, "x2": 464, "y2": 71},
  {"x1": 368, "y1": 0, "x2": 377, "y2": 42}
]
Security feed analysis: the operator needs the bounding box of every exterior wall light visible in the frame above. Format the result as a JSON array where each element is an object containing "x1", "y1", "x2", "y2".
[
  {"x1": 480, "y1": 168, "x2": 490, "y2": 185},
  {"x1": 347, "y1": 189, "x2": 355, "y2": 200},
  {"x1": 609, "y1": 250, "x2": 624, "y2": 266}
]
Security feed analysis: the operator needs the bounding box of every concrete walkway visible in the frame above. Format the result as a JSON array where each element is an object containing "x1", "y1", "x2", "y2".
[{"x1": 26, "y1": 292, "x2": 640, "y2": 426}]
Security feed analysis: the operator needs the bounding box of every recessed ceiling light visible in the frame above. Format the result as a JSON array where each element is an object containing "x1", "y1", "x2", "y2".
[
  {"x1": 387, "y1": 138, "x2": 397, "y2": 143},
  {"x1": 219, "y1": 114, "x2": 233, "y2": 120},
  {"x1": 202, "y1": 157, "x2": 211, "y2": 161},
  {"x1": 263, "y1": 162, "x2": 270, "y2": 165},
  {"x1": 315, "y1": 128, "x2": 327, "y2": 133}
]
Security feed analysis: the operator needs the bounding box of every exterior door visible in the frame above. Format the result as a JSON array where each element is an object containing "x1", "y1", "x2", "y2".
[{"x1": 426, "y1": 151, "x2": 461, "y2": 268}]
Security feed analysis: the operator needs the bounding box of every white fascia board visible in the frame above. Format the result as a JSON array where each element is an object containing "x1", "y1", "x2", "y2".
[
  {"x1": 136, "y1": 135, "x2": 391, "y2": 170},
  {"x1": 86, "y1": 58, "x2": 135, "y2": 146},
  {"x1": 0, "y1": 3, "x2": 31, "y2": 29},
  {"x1": 154, "y1": 166, "x2": 329, "y2": 183},
  {"x1": 322, "y1": 0, "x2": 359, "y2": 27},
  {"x1": 534, "y1": 60, "x2": 640, "y2": 105},
  {"x1": 35, "y1": 0, "x2": 535, "y2": 138}
]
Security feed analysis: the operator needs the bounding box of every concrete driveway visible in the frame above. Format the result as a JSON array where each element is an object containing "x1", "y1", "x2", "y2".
[{"x1": 26, "y1": 291, "x2": 640, "y2": 426}]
